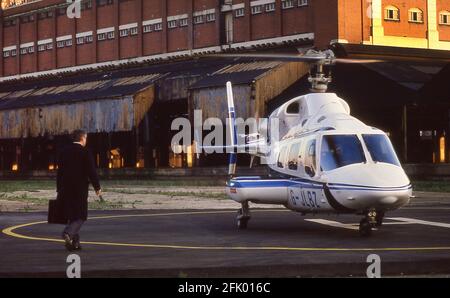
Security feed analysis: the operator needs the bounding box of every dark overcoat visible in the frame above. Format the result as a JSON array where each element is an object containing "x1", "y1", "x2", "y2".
[{"x1": 57, "y1": 143, "x2": 100, "y2": 221}]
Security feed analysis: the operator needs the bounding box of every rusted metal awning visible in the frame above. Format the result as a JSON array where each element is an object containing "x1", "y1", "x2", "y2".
[{"x1": 0, "y1": 72, "x2": 162, "y2": 139}]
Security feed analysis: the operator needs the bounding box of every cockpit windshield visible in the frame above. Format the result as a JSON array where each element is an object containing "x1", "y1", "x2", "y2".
[
  {"x1": 362, "y1": 134, "x2": 400, "y2": 166},
  {"x1": 320, "y1": 135, "x2": 366, "y2": 171}
]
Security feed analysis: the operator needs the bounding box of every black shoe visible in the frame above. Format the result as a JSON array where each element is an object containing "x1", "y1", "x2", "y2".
[
  {"x1": 72, "y1": 235, "x2": 82, "y2": 251},
  {"x1": 62, "y1": 233, "x2": 75, "y2": 251}
]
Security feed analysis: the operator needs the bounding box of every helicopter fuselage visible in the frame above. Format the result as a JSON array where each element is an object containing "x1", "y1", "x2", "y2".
[{"x1": 226, "y1": 93, "x2": 412, "y2": 215}]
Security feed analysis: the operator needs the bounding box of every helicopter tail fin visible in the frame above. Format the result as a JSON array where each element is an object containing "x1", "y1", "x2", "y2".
[{"x1": 226, "y1": 81, "x2": 238, "y2": 176}]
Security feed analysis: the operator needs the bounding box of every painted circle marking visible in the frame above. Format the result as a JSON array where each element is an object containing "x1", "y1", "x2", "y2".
[{"x1": 3, "y1": 210, "x2": 450, "y2": 252}]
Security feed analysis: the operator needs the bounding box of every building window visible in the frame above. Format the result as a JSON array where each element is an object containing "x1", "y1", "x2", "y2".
[
  {"x1": 38, "y1": 12, "x2": 48, "y2": 20},
  {"x1": 21, "y1": 15, "x2": 34, "y2": 23},
  {"x1": 251, "y1": 5, "x2": 263, "y2": 14},
  {"x1": 154, "y1": 23, "x2": 163, "y2": 31},
  {"x1": 298, "y1": 0, "x2": 308, "y2": 6},
  {"x1": 440, "y1": 11, "x2": 450, "y2": 25},
  {"x1": 97, "y1": 33, "x2": 106, "y2": 41},
  {"x1": 107, "y1": 31, "x2": 115, "y2": 39},
  {"x1": 143, "y1": 24, "x2": 152, "y2": 33},
  {"x1": 11, "y1": 49, "x2": 17, "y2": 56},
  {"x1": 46, "y1": 43, "x2": 53, "y2": 50},
  {"x1": 3, "y1": 51, "x2": 10, "y2": 58},
  {"x1": 76, "y1": 37, "x2": 85, "y2": 44},
  {"x1": 86, "y1": 35, "x2": 93, "y2": 43},
  {"x1": 57, "y1": 41, "x2": 65, "y2": 48},
  {"x1": 57, "y1": 7, "x2": 66, "y2": 16},
  {"x1": 3, "y1": 19, "x2": 17, "y2": 27},
  {"x1": 282, "y1": 0, "x2": 295, "y2": 9},
  {"x1": 65, "y1": 39, "x2": 72, "y2": 47},
  {"x1": 265, "y1": 3, "x2": 275, "y2": 12},
  {"x1": 120, "y1": 29, "x2": 129, "y2": 37},
  {"x1": 194, "y1": 15, "x2": 204, "y2": 24},
  {"x1": 168, "y1": 20, "x2": 177, "y2": 29},
  {"x1": 20, "y1": 48, "x2": 28, "y2": 55},
  {"x1": 235, "y1": 8, "x2": 244, "y2": 17},
  {"x1": 38, "y1": 44, "x2": 46, "y2": 51},
  {"x1": 85, "y1": 0, "x2": 92, "y2": 9},
  {"x1": 408, "y1": 8, "x2": 423, "y2": 23},
  {"x1": 206, "y1": 13, "x2": 216, "y2": 22},
  {"x1": 179, "y1": 18, "x2": 188, "y2": 27},
  {"x1": 130, "y1": 27, "x2": 138, "y2": 35},
  {"x1": 28, "y1": 46, "x2": 35, "y2": 53},
  {"x1": 385, "y1": 5, "x2": 400, "y2": 21},
  {"x1": 97, "y1": 0, "x2": 113, "y2": 6}
]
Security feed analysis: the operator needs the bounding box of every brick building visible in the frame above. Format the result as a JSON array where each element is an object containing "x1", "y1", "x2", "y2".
[
  {"x1": 0, "y1": 0, "x2": 449, "y2": 175},
  {"x1": 0, "y1": 0, "x2": 448, "y2": 79}
]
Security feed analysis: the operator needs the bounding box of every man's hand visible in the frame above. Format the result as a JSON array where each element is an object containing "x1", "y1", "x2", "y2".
[{"x1": 96, "y1": 189, "x2": 104, "y2": 202}]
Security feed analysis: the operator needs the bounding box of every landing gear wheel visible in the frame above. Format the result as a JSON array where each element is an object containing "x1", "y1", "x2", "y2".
[
  {"x1": 359, "y1": 218, "x2": 372, "y2": 237},
  {"x1": 375, "y1": 212, "x2": 385, "y2": 227},
  {"x1": 236, "y1": 202, "x2": 251, "y2": 230},
  {"x1": 237, "y1": 217, "x2": 249, "y2": 229}
]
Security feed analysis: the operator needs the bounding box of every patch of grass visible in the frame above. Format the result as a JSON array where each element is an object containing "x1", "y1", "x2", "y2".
[
  {"x1": 0, "y1": 180, "x2": 55, "y2": 193},
  {"x1": 105, "y1": 188, "x2": 228, "y2": 199},
  {"x1": 18, "y1": 205, "x2": 35, "y2": 212},
  {"x1": 152, "y1": 190, "x2": 228, "y2": 200},
  {"x1": 0, "y1": 179, "x2": 225, "y2": 193},
  {"x1": 0, "y1": 192, "x2": 48, "y2": 205},
  {"x1": 412, "y1": 180, "x2": 450, "y2": 193},
  {"x1": 101, "y1": 179, "x2": 225, "y2": 188},
  {"x1": 88, "y1": 199, "x2": 125, "y2": 210}
]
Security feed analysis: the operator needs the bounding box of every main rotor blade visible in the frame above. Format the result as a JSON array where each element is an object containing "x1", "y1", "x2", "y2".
[
  {"x1": 206, "y1": 53, "x2": 328, "y2": 63},
  {"x1": 206, "y1": 53, "x2": 384, "y2": 64},
  {"x1": 335, "y1": 58, "x2": 383, "y2": 64}
]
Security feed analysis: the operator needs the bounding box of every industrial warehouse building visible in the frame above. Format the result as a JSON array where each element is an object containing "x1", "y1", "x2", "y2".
[{"x1": 0, "y1": 0, "x2": 449, "y2": 175}]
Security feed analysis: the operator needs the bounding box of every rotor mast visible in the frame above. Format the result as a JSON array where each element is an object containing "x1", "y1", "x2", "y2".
[{"x1": 305, "y1": 49, "x2": 335, "y2": 93}]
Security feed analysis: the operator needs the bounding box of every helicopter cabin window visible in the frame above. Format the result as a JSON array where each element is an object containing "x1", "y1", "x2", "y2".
[
  {"x1": 304, "y1": 139, "x2": 316, "y2": 176},
  {"x1": 286, "y1": 102, "x2": 299, "y2": 114},
  {"x1": 277, "y1": 147, "x2": 288, "y2": 168},
  {"x1": 320, "y1": 135, "x2": 366, "y2": 171},
  {"x1": 288, "y1": 142, "x2": 301, "y2": 171},
  {"x1": 362, "y1": 134, "x2": 401, "y2": 166}
]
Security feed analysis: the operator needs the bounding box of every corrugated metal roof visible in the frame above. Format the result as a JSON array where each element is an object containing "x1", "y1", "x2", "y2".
[
  {"x1": 190, "y1": 61, "x2": 282, "y2": 89},
  {"x1": 0, "y1": 58, "x2": 283, "y2": 110},
  {"x1": 0, "y1": 72, "x2": 165, "y2": 111}
]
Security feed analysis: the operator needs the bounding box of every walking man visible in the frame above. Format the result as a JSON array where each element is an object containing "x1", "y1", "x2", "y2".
[{"x1": 57, "y1": 129, "x2": 102, "y2": 251}]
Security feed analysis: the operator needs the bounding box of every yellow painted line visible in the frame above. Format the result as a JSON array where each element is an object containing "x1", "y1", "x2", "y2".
[{"x1": 3, "y1": 210, "x2": 450, "y2": 252}]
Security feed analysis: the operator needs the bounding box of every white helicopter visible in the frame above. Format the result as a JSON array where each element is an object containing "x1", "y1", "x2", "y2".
[{"x1": 202, "y1": 50, "x2": 413, "y2": 237}]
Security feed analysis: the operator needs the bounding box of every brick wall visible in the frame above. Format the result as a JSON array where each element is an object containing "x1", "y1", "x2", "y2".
[{"x1": 5, "y1": 0, "x2": 446, "y2": 78}]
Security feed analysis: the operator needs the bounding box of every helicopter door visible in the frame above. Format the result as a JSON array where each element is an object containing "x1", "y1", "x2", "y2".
[
  {"x1": 304, "y1": 139, "x2": 316, "y2": 177},
  {"x1": 287, "y1": 138, "x2": 321, "y2": 211},
  {"x1": 301, "y1": 138, "x2": 321, "y2": 209}
]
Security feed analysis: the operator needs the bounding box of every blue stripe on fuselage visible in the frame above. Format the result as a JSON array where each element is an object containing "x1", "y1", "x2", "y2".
[{"x1": 228, "y1": 177, "x2": 412, "y2": 192}]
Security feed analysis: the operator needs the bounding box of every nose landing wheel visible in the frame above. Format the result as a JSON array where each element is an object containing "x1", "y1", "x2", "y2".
[
  {"x1": 359, "y1": 210, "x2": 378, "y2": 237},
  {"x1": 237, "y1": 201, "x2": 251, "y2": 230}
]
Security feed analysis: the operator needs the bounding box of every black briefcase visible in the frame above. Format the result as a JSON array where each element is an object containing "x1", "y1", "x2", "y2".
[{"x1": 48, "y1": 197, "x2": 66, "y2": 224}]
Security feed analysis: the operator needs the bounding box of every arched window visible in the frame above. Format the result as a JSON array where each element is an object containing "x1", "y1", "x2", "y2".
[
  {"x1": 408, "y1": 8, "x2": 424, "y2": 23},
  {"x1": 385, "y1": 5, "x2": 400, "y2": 21},
  {"x1": 440, "y1": 11, "x2": 450, "y2": 25}
]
